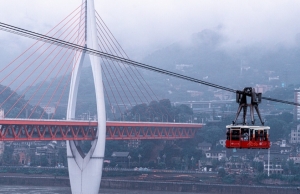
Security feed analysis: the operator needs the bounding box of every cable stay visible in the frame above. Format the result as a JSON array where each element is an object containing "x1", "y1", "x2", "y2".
[
  {"x1": 2, "y1": 21, "x2": 300, "y2": 150},
  {"x1": 1, "y1": 22, "x2": 299, "y2": 108}
]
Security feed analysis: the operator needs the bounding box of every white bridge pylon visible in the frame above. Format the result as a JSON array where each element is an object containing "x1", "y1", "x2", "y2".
[{"x1": 66, "y1": 0, "x2": 106, "y2": 194}]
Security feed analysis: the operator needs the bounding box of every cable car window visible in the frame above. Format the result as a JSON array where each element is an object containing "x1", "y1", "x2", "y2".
[
  {"x1": 241, "y1": 128, "x2": 249, "y2": 141},
  {"x1": 226, "y1": 128, "x2": 230, "y2": 140},
  {"x1": 231, "y1": 130, "x2": 240, "y2": 140},
  {"x1": 259, "y1": 130, "x2": 261, "y2": 140},
  {"x1": 264, "y1": 129, "x2": 268, "y2": 140}
]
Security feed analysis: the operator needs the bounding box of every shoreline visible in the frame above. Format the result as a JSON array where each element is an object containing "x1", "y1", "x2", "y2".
[{"x1": 0, "y1": 174, "x2": 299, "y2": 194}]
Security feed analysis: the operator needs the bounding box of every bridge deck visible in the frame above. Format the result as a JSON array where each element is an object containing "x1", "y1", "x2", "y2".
[{"x1": 0, "y1": 119, "x2": 203, "y2": 141}]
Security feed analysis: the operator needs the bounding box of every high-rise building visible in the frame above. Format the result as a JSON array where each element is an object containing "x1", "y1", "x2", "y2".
[
  {"x1": 291, "y1": 124, "x2": 300, "y2": 144},
  {"x1": 294, "y1": 88, "x2": 300, "y2": 121}
]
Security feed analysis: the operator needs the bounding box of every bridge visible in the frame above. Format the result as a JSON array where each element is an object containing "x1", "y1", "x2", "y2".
[
  {"x1": 0, "y1": 119, "x2": 201, "y2": 141},
  {"x1": 0, "y1": 0, "x2": 203, "y2": 193}
]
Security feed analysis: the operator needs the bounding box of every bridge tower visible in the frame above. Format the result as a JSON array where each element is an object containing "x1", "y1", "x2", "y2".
[{"x1": 66, "y1": 0, "x2": 106, "y2": 193}]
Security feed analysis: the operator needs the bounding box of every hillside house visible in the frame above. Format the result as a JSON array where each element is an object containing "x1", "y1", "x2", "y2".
[
  {"x1": 198, "y1": 142, "x2": 212, "y2": 152},
  {"x1": 205, "y1": 150, "x2": 226, "y2": 161}
]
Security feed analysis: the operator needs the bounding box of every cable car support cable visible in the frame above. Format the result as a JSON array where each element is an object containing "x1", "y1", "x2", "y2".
[{"x1": 0, "y1": 22, "x2": 299, "y2": 108}]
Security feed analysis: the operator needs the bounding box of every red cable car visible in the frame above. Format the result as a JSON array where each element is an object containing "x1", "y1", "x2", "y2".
[
  {"x1": 226, "y1": 87, "x2": 270, "y2": 149},
  {"x1": 225, "y1": 125, "x2": 270, "y2": 149}
]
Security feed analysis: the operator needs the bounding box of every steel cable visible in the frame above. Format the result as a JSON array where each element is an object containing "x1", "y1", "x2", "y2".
[{"x1": 1, "y1": 22, "x2": 299, "y2": 106}]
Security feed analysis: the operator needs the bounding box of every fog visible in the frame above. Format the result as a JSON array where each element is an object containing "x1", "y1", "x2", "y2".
[{"x1": 1, "y1": 0, "x2": 300, "y2": 60}]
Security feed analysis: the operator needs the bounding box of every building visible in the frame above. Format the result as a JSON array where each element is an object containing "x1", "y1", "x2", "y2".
[
  {"x1": 213, "y1": 90, "x2": 233, "y2": 101},
  {"x1": 13, "y1": 147, "x2": 30, "y2": 165},
  {"x1": 111, "y1": 152, "x2": 130, "y2": 168},
  {"x1": 205, "y1": 150, "x2": 226, "y2": 161},
  {"x1": 291, "y1": 124, "x2": 300, "y2": 144},
  {"x1": 197, "y1": 142, "x2": 212, "y2": 152},
  {"x1": 262, "y1": 153, "x2": 288, "y2": 174},
  {"x1": 173, "y1": 100, "x2": 235, "y2": 114},
  {"x1": 218, "y1": 140, "x2": 226, "y2": 147},
  {"x1": 175, "y1": 64, "x2": 193, "y2": 71},
  {"x1": 289, "y1": 152, "x2": 300, "y2": 165},
  {"x1": 263, "y1": 161, "x2": 283, "y2": 174},
  {"x1": 225, "y1": 154, "x2": 251, "y2": 174},
  {"x1": 254, "y1": 84, "x2": 272, "y2": 94},
  {"x1": 295, "y1": 88, "x2": 300, "y2": 121},
  {"x1": 125, "y1": 140, "x2": 141, "y2": 148},
  {"x1": 187, "y1": 90, "x2": 203, "y2": 97}
]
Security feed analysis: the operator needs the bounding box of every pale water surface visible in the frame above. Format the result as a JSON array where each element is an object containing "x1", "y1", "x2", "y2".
[{"x1": 0, "y1": 185, "x2": 202, "y2": 194}]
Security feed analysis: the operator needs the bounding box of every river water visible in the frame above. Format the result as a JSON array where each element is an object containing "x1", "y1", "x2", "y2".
[{"x1": 0, "y1": 185, "x2": 203, "y2": 194}]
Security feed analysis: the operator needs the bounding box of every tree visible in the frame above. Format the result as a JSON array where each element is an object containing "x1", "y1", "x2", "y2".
[
  {"x1": 12, "y1": 153, "x2": 20, "y2": 165},
  {"x1": 266, "y1": 119, "x2": 288, "y2": 141},
  {"x1": 159, "y1": 99, "x2": 172, "y2": 122},
  {"x1": 222, "y1": 174, "x2": 235, "y2": 184},
  {"x1": 277, "y1": 112, "x2": 293, "y2": 123},
  {"x1": 125, "y1": 99, "x2": 194, "y2": 123},
  {"x1": 218, "y1": 167, "x2": 226, "y2": 177},
  {"x1": 200, "y1": 126, "x2": 223, "y2": 146},
  {"x1": 127, "y1": 103, "x2": 148, "y2": 121},
  {"x1": 172, "y1": 104, "x2": 193, "y2": 123},
  {"x1": 253, "y1": 161, "x2": 264, "y2": 173},
  {"x1": 2, "y1": 145, "x2": 14, "y2": 165},
  {"x1": 81, "y1": 141, "x2": 92, "y2": 154},
  {"x1": 105, "y1": 141, "x2": 126, "y2": 158},
  {"x1": 40, "y1": 155, "x2": 49, "y2": 166},
  {"x1": 57, "y1": 148, "x2": 67, "y2": 167},
  {"x1": 0, "y1": 84, "x2": 47, "y2": 119},
  {"x1": 159, "y1": 99, "x2": 172, "y2": 110}
]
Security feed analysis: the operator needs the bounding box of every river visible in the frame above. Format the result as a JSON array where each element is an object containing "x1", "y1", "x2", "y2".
[{"x1": 0, "y1": 185, "x2": 205, "y2": 194}]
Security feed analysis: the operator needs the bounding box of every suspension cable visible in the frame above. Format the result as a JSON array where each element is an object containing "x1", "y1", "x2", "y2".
[{"x1": 1, "y1": 22, "x2": 299, "y2": 106}]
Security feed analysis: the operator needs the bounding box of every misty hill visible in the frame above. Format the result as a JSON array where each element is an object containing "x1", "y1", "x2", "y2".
[
  {"x1": 141, "y1": 28, "x2": 300, "y2": 101},
  {"x1": 15, "y1": 28, "x2": 300, "y2": 118},
  {"x1": 0, "y1": 84, "x2": 45, "y2": 118}
]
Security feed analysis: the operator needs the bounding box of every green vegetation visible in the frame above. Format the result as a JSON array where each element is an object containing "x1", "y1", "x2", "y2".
[
  {"x1": 0, "y1": 84, "x2": 45, "y2": 119},
  {"x1": 123, "y1": 99, "x2": 193, "y2": 122}
]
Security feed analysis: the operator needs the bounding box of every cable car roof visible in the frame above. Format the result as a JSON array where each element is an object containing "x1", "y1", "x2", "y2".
[{"x1": 226, "y1": 125, "x2": 270, "y2": 130}]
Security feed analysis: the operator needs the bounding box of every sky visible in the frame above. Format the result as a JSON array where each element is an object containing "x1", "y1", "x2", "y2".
[{"x1": 1, "y1": 0, "x2": 300, "y2": 60}]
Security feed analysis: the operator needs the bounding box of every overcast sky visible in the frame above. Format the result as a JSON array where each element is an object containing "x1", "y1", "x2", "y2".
[{"x1": 1, "y1": 0, "x2": 300, "y2": 60}]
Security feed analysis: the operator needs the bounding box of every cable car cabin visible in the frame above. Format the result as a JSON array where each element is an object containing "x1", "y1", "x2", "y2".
[{"x1": 225, "y1": 125, "x2": 270, "y2": 149}]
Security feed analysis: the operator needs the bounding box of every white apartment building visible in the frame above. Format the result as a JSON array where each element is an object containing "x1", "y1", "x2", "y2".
[
  {"x1": 295, "y1": 88, "x2": 300, "y2": 120},
  {"x1": 291, "y1": 124, "x2": 300, "y2": 144}
]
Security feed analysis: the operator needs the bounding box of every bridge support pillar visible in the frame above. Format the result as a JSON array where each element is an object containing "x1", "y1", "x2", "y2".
[{"x1": 66, "y1": 0, "x2": 106, "y2": 193}]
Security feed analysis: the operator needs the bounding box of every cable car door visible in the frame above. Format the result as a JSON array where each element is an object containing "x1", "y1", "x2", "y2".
[{"x1": 230, "y1": 129, "x2": 241, "y2": 148}]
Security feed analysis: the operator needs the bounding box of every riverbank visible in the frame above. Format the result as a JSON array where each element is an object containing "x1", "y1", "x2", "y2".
[{"x1": 0, "y1": 173, "x2": 299, "y2": 194}]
